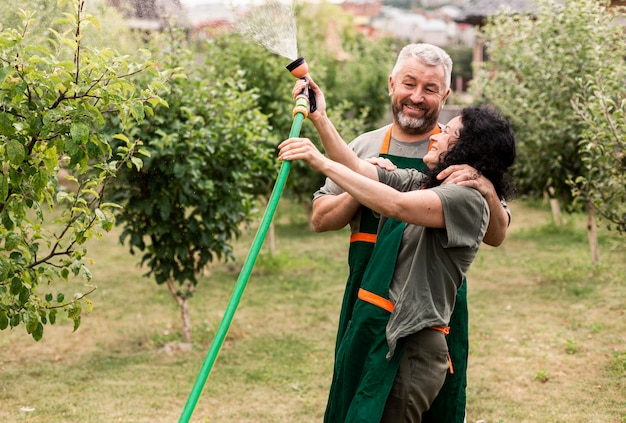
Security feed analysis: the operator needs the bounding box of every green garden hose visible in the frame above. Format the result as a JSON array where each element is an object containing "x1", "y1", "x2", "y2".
[{"x1": 178, "y1": 95, "x2": 309, "y2": 423}]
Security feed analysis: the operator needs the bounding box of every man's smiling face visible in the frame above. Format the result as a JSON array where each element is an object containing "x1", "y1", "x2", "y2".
[{"x1": 389, "y1": 58, "x2": 449, "y2": 138}]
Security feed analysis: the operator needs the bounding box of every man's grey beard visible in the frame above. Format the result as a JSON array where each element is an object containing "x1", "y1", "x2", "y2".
[{"x1": 396, "y1": 111, "x2": 427, "y2": 134}]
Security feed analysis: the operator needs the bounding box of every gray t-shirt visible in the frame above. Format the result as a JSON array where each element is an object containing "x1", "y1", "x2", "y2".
[
  {"x1": 376, "y1": 168, "x2": 489, "y2": 357},
  {"x1": 313, "y1": 124, "x2": 432, "y2": 234}
]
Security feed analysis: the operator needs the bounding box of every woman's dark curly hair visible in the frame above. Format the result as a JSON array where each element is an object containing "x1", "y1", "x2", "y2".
[{"x1": 423, "y1": 106, "x2": 517, "y2": 199}]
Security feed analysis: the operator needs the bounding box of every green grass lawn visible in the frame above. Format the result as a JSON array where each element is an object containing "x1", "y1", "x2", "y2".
[{"x1": 1, "y1": 200, "x2": 625, "y2": 422}]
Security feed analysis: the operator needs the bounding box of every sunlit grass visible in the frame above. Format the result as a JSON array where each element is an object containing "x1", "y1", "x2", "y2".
[{"x1": 1, "y1": 199, "x2": 624, "y2": 422}]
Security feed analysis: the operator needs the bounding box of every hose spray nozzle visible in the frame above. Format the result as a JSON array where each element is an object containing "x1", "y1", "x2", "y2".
[
  {"x1": 286, "y1": 56, "x2": 317, "y2": 114},
  {"x1": 286, "y1": 56, "x2": 308, "y2": 78}
]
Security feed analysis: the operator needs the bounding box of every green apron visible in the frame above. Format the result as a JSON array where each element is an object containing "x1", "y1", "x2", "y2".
[
  {"x1": 325, "y1": 216, "x2": 408, "y2": 422},
  {"x1": 327, "y1": 126, "x2": 468, "y2": 422},
  {"x1": 334, "y1": 207, "x2": 379, "y2": 355},
  {"x1": 334, "y1": 153, "x2": 427, "y2": 354}
]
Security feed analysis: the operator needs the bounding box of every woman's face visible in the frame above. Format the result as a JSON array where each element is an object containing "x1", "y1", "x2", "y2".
[{"x1": 423, "y1": 115, "x2": 463, "y2": 169}]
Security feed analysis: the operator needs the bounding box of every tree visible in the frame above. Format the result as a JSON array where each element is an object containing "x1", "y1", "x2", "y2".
[
  {"x1": 570, "y1": 29, "x2": 626, "y2": 235},
  {"x1": 112, "y1": 31, "x2": 276, "y2": 344},
  {"x1": 469, "y1": 0, "x2": 626, "y2": 262},
  {"x1": 0, "y1": 0, "x2": 168, "y2": 340}
]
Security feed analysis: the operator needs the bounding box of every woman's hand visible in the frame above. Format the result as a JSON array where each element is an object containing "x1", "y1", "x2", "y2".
[
  {"x1": 365, "y1": 156, "x2": 397, "y2": 171},
  {"x1": 438, "y1": 164, "x2": 509, "y2": 246},
  {"x1": 278, "y1": 137, "x2": 327, "y2": 172},
  {"x1": 437, "y1": 164, "x2": 494, "y2": 198}
]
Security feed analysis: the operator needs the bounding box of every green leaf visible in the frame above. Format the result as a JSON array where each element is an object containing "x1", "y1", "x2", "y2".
[
  {"x1": 84, "y1": 15, "x2": 101, "y2": 29},
  {"x1": 6, "y1": 140, "x2": 26, "y2": 165},
  {"x1": 26, "y1": 312, "x2": 38, "y2": 334},
  {"x1": 70, "y1": 122, "x2": 90, "y2": 145},
  {"x1": 1, "y1": 212, "x2": 14, "y2": 231},
  {"x1": 0, "y1": 255, "x2": 9, "y2": 280},
  {"x1": 19, "y1": 286, "x2": 30, "y2": 304},
  {"x1": 32, "y1": 322, "x2": 44, "y2": 341},
  {"x1": 130, "y1": 99, "x2": 145, "y2": 121},
  {"x1": 0, "y1": 174, "x2": 8, "y2": 201},
  {"x1": 0, "y1": 112, "x2": 14, "y2": 136},
  {"x1": 0, "y1": 312, "x2": 8, "y2": 330},
  {"x1": 33, "y1": 169, "x2": 49, "y2": 192},
  {"x1": 59, "y1": 38, "x2": 78, "y2": 51},
  {"x1": 72, "y1": 315, "x2": 81, "y2": 332},
  {"x1": 0, "y1": 65, "x2": 12, "y2": 85},
  {"x1": 4, "y1": 232, "x2": 20, "y2": 250},
  {"x1": 113, "y1": 133, "x2": 130, "y2": 143},
  {"x1": 130, "y1": 156, "x2": 143, "y2": 170},
  {"x1": 10, "y1": 277, "x2": 22, "y2": 295}
]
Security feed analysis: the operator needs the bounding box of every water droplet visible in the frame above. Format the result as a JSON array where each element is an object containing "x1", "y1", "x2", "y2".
[{"x1": 234, "y1": 0, "x2": 298, "y2": 60}]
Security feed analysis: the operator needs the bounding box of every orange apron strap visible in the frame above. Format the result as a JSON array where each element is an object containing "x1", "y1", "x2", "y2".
[
  {"x1": 358, "y1": 288, "x2": 394, "y2": 313},
  {"x1": 380, "y1": 124, "x2": 441, "y2": 155},
  {"x1": 430, "y1": 325, "x2": 450, "y2": 335},
  {"x1": 379, "y1": 126, "x2": 393, "y2": 155},
  {"x1": 350, "y1": 232, "x2": 377, "y2": 243},
  {"x1": 430, "y1": 325, "x2": 454, "y2": 374}
]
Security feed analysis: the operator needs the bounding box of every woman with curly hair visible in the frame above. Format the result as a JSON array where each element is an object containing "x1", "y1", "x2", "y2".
[{"x1": 278, "y1": 104, "x2": 516, "y2": 423}]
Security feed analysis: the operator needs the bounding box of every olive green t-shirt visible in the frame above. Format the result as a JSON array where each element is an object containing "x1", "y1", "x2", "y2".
[{"x1": 376, "y1": 168, "x2": 489, "y2": 357}]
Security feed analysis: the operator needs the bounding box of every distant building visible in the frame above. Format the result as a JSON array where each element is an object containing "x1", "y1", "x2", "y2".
[
  {"x1": 341, "y1": 0, "x2": 383, "y2": 20},
  {"x1": 182, "y1": 2, "x2": 242, "y2": 30},
  {"x1": 372, "y1": 6, "x2": 471, "y2": 46},
  {"x1": 340, "y1": 0, "x2": 383, "y2": 36}
]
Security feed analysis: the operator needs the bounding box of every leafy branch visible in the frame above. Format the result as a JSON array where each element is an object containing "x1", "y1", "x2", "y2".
[{"x1": 0, "y1": 0, "x2": 168, "y2": 340}]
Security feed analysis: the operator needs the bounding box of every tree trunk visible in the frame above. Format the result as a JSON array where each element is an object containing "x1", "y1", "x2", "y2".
[
  {"x1": 166, "y1": 279, "x2": 194, "y2": 343},
  {"x1": 547, "y1": 186, "x2": 562, "y2": 227},
  {"x1": 586, "y1": 201, "x2": 600, "y2": 265}
]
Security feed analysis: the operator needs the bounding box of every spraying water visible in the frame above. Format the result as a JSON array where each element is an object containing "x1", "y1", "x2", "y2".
[{"x1": 234, "y1": 0, "x2": 298, "y2": 60}]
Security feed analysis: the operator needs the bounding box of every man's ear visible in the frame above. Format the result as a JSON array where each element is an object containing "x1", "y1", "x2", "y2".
[{"x1": 441, "y1": 88, "x2": 451, "y2": 105}]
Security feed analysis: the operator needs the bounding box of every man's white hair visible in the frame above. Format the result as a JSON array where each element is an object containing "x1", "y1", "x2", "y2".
[{"x1": 391, "y1": 43, "x2": 453, "y2": 92}]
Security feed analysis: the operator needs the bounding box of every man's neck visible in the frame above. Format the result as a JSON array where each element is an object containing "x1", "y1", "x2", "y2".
[{"x1": 391, "y1": 123, "x2": 438, "y2": 143}]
